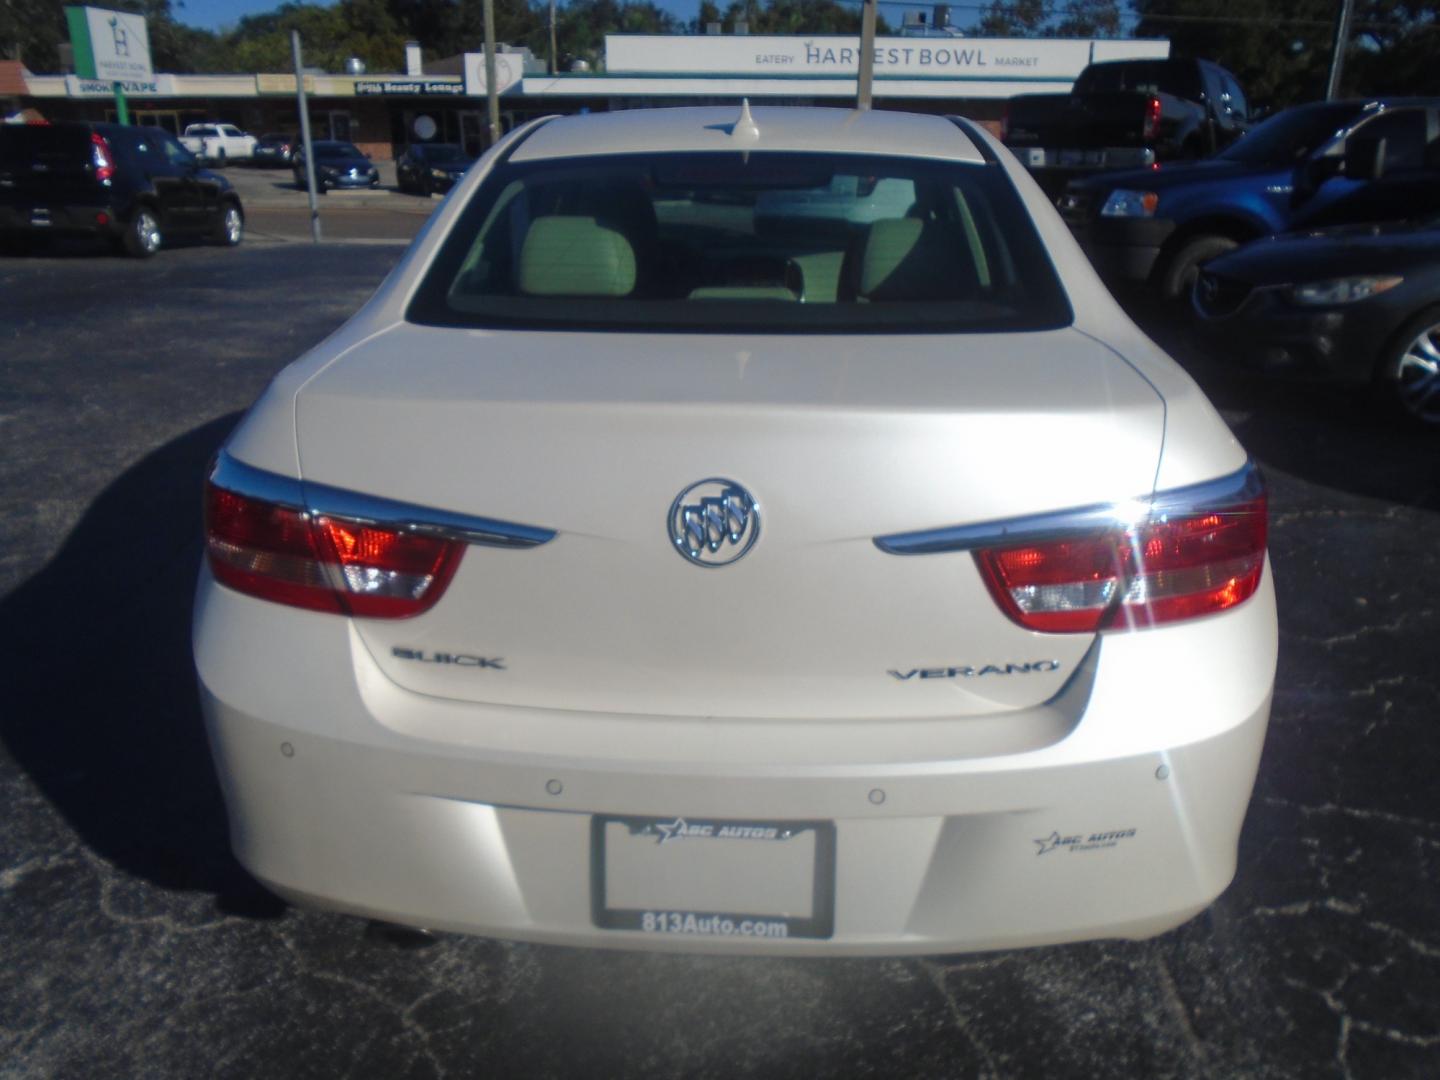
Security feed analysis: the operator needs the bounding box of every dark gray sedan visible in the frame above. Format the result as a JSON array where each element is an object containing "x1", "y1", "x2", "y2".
[
  {"x1": 293, "y1": 141, "x2": 379, "y2": 192},
  {"x1": 1193, "y1": 216, "x2": 1440, "y2": 423},
  {"x1": 395, "y1": 143, "x2": 475, "y2": 196}
]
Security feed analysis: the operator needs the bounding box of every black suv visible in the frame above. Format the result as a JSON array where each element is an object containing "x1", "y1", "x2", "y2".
[{"x1": 0, "y1": 121, "x2": 244, "y2": 257}]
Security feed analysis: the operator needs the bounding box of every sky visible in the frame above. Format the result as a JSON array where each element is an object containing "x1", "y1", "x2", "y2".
[{"x1": 172, "y1": 0, "x2": 977, "y2": 35}]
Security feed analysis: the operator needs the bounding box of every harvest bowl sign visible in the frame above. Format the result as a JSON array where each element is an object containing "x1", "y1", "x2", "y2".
[{"x1": 605, "y1": 35, "x2": 1169, "y2": 81}]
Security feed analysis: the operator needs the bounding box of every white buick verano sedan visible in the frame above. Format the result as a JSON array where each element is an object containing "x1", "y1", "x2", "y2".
[{"x1": 194, "y1": 106, "x2": 1276, "y2": 954}]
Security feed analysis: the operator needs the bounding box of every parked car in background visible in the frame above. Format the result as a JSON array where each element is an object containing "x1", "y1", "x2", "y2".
[
  {"x1": 179, "y1": 123, "x2": 257, "y2": 166},
  {"x1": 1060, "y1": 98, "x2": 1440, "y2": 296},
  {"x1": 1003, "y1": 57, "x2": 1251, "y2": 196},
  {"x1": 196, "y1": 106, "x2": 1276, "y2": 956},
  {"x1": 292, "y1": 140, "x2": 379, "y2": 192},
  {"x1": 0, "y1": 121, "x2": 244, "y2": 257},
  {"x1": 395, "y1": 143, "x2": 476, "y2": 195},
  {"x1": 251, "y1": 132, "x2": 295, "y2": 166},
  {"x1": 1193, "y1": 213, "x2": 1440, "y2": 424}
]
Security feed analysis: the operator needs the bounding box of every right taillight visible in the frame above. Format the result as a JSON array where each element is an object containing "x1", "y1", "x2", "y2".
[
  {"x1": 975, "y1": 473, "x2": 1268, "y2": 633},
  {"x1": 91, "y1": 132, "x2": 114, "y2": 183},
  {"x1": 1143, "y1": 95, "x2": 1163, "y2": 141},
  {"x1": 205, "y1": 482, "x2": 464, "y2": 619}
]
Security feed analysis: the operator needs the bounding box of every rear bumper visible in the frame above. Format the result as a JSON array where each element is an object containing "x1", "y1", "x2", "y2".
[
  {"x1": 194, "y1": 561, "x2": 1276, "y2": 955},
  {"x1": 0, "y1": 202, "x2": 119, "y2": 237}
]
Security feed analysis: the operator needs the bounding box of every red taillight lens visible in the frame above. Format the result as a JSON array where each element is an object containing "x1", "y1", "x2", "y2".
[
  {"x1": 976, "y1": 490, "x2": 1268, "y2": 633},
  {"x1": 1143, "y1": 95, "x2": 1163, "y2": 141},
  {"x1": 205, "y1": 482, "x2": 464, "y2": 618},
  {"x1": 91, "y1": 133, "x2": 114, "y2": 183}
]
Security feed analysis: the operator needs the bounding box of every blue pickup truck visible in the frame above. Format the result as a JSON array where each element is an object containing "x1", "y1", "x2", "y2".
[{"x1": 1059, "y1": 98, "x2": 1440, "y2": 296}]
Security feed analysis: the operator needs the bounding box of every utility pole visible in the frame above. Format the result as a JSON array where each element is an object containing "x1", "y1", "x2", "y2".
[
  {"x1": 549, "y1": 0, "x2": 558, "y2": 77},
  {"x1": 857, "y1": 0, "x2": 877, "y2": 110},
  {"x1": 482, "y1": 0, "x2": 501, "y2": 147},
  {"x1": 1325, "y1": 0, "x2": 1355, "y2": 101},
  {"x1": 290, "y1": 30, "x2": 321, "y2": 243}
]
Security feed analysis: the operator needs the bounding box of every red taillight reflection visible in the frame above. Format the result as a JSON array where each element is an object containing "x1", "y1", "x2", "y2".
[
  {"x1": 205, "y1": 482, "x2": 464, "y2": 618},
  {"x1": 1143, "y1": 96, "x2": 1163, "y2": 141},
  {"x1": 976, "y1": 492, "x2": 1268, "y2": 633}
]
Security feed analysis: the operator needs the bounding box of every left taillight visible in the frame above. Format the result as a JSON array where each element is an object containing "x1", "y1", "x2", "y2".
[
  {"x1": 91, "y1": 132, "x2": 115, "y2": 183},
  {"x1": 204, "y1": 481, "x2": 465, "y2": 619},
  {"x1": 975, "y1": 472, "x2": 1268, "y2": 633}
]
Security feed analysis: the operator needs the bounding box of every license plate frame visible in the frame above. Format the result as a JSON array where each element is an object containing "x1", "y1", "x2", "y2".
[{"x1": 590, "y1": 814, "x2": 836, "y2": 940}]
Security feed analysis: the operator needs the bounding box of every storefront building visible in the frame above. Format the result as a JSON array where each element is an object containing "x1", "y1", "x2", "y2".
[{"x1": 9, "y1": 33, "x2": 1168, "y2": 158}]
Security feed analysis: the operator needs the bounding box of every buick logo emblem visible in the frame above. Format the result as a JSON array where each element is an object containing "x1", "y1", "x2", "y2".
[
  {"x1": 668, "y1": 479, "x2": 760, "y2": 567},
  {"x1": 1199, "y1": 274, "x2": 1219, "y2": 302}
]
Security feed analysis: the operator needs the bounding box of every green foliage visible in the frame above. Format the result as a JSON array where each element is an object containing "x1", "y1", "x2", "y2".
[
  {"x1": 1132, "y1": 0, "x2": 1361, "y2": 108},
  {"x1": 978, "y1": 0, "x2": 1121, "y2": 38},
  {"x1": 976, "y1": 0, "x2": 1049, "y2": 36},
  {"x1": 215, "y1": 0, "x2": 407, "y2": 73},
  {"x1": 700, "y1": 0, "x2": 886, "y2": 36},
  {"x1": 1056, "y1": 1, "x2": 1123, "y2": 38}
]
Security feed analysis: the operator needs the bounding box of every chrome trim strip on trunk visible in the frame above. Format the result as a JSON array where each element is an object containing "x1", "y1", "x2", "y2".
[
  {"x1": 208, "y1": 452, "x2": 556, "y2": 550},
  {"x1": 873, "y1": 462, "x2": 1263, "y2": 556}
]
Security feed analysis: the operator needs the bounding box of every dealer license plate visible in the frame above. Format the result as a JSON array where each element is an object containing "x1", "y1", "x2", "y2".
[{"x1": 591, "y1": 815, "x2": 836, "y2": 940}]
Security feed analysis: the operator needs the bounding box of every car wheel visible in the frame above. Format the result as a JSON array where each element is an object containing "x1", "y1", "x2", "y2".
[
  {"x1": 1376, "y1": 305, "x2": 1440, "y2": 425},
  {"x1": 1158, "y1": 235, "x2": 1239, "y2": 300},
  {"x1": 123, "y1": 207, "x2": 162, "y2": 258},
  {"x1": 213, "y1": 203, "x2": 243, "y2": 247}
]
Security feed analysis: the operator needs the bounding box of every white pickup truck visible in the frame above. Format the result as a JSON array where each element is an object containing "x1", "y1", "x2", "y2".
[{"x1": 179, "y1": 123, "x2": 257, "y2": 165}]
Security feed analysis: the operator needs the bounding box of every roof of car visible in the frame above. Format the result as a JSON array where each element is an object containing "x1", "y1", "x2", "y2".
[{"x1": 509, "y1": 106, "x2": 988, "y2": 165}]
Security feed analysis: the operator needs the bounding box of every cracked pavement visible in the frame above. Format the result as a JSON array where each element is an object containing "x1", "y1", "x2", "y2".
[{"x1": 1, "y1": 246, "x2": 1437, "y2": 1078}]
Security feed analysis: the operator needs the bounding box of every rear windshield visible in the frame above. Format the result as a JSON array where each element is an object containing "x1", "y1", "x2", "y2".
[
  {"x1": 315, "y1": 142, "x2": 362, "y2": 159},
  {"x1": 1073, "y1": 61, "x2": 1198, "y2": 99},
  {"x1": 0, "y1": 126, "x2": 88, "y2": 168},
  {"x1": 420, "y1": 144, "x2": 470, "y2": 163},
  {"x1": 408, "y1": 150, "x2": 1072, "y2": 334}
]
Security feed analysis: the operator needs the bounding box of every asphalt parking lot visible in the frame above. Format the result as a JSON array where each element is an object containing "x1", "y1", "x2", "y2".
[{"x1": 1, "y1": 242, "x2": 1437, "y2": 1079}]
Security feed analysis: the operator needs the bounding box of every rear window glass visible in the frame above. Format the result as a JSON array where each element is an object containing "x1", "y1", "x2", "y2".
[
  {"x1": 1074, "y1": 61, "x2": 1198, "y2": 99},
  {"x1": 408, "y1": 151, "x2": 1072, "y2": 334},
  {"x1": 0, "y1": 126, "x2": 88, "y2": 168}
]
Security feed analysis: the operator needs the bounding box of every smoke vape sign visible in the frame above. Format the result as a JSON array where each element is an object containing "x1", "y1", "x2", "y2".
[{"x1": 64, "y1": 6, "x2": 153, "y2": 83}]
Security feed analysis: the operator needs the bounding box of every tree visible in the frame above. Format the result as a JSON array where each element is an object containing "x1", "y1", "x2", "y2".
[
  {"x1": 977, "y1": 0, "x2": 1121, "y2": 37},
  {"x1": 1132, "y1": 0, "x2": 1345, "y2": 109},
  {"x1": 211, "y1": 0, "x2": 407, "y2": 73},
  {"x1": 2, "y1": 0, "x2": 218, "y2": 73},
  {"x1": 976, "y1": 0, "x2": 1048, "y2": 36},
  {"x1": 1056, "y1": 0, "x2": 1123, "y2": 38},
  {"x1": 1346, "y1": 1, "x2": 1440, "y2": 96}
]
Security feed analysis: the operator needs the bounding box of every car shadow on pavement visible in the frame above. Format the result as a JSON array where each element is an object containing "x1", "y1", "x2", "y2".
[
  {"x1": 1198, "y1": 375, "x2": 1439, "y2": 511},
  {"x1": 1124, "y1": 294, "x2": 1440, "y2": 512},
  {"x1": 0, "y1": 413, "x2": 284, "y2": 919}
]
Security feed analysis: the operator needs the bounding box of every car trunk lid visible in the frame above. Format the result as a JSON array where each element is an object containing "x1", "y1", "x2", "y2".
[{"x1": 294, "y1": 323, "x2": 1164, "y2": 720}]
